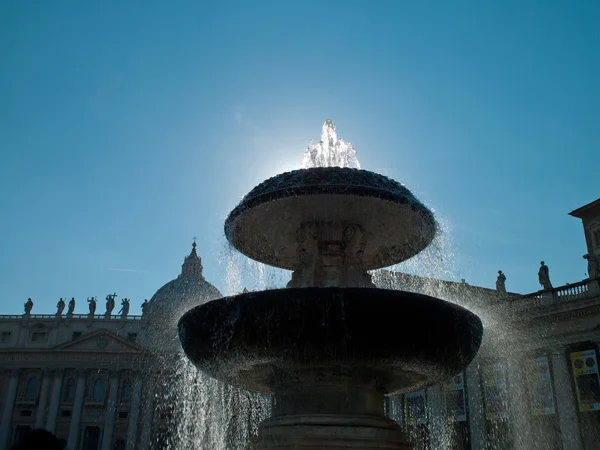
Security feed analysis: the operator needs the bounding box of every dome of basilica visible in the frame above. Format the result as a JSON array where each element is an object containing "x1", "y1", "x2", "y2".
[{"x1": 143, "y1": 242, "x2": 222, "y2": 346}]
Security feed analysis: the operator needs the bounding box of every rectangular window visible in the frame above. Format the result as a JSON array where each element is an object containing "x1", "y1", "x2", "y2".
[
  {"x1": 127, "y1": 333, "x2": 137, "y2": 343},
  {"x1": 60, "y1": 410, "x2": 71, "y2": 417},
  {"x1": 593, "y1": 229, "x2": 600, "y2": 248},
  {"x1": 19, "y1": 410, "x2": 32, "y2": 417},
  {"x1": 31, "y1": 332, "x2": 47, "y2": 342},
  {"x1": 72, "y1": 332, "x2": 82, "y2": 340},
  {"x1": 118, "y1": 411, "x2": 128, "y2": 419},
  {"x1": 1, "y1": 331, "x2": 11, "y2": 343}
]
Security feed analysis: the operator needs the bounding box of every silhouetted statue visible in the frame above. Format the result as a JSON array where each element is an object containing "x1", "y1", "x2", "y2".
[
  {"x1": 11, "y1": 428, "x2": 65, "y2": 450},
  {"x1": 496, "y1": 270, "x2": 506, "y2": 293},
  {"x1": 56, "y1": 298, "x2": 65, "y2": 317},
  {"x1": 538, "y1": 261, "x2": 552, "y2": 290},
  {"x1": 141, "y1": 299, "x2": 149, "y2": 315},
  {"x1": 119, "y1": 298, "x2": 130, "y2": 318},
  {"x1": 105, "y1": 293, "x2": 117, "y2": 318},
  {"x1": 24, "y1": 298, "x2": 33, "y2": 315},
  {"x1": 67, "y1": 298, "x2": 76, "y2": 316},
  {"x1": 87, "y1": 297, "x2": 97, "y2": 316},
  {"x1": 585, "y1": 254, "x2": 599, "y2": 279}
]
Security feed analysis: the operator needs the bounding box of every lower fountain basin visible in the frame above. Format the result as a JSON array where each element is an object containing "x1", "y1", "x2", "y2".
[{"x1": 178, "y1": 287, "x2": 483, "y2": 395}]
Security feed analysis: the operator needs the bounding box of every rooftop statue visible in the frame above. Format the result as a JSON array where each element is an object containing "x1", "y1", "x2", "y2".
[
  {"x1": 496, "y1": 270, "x2": 507, "y2": 293},
  {"x1": 67, "y1": 298, "x2": 75, "y2": 316},
  {"x1": 24, "y1": 298, "x2": 33, "y2": 315},
  {"x1": 105, "y1": 293, "x2": 117, "y2": 318},
  {"x1": 87, "y1": 297, "x2": 97, "y2": 317},
  {"x1": 56, "y1": 298, "x2": 65, "y2": 317},
  {"x1": 119, "y1": 298, "x2": 130, "y2": 318},
  {"x1": 539, "y1": 261, "x2": 553, "y2": 290}
]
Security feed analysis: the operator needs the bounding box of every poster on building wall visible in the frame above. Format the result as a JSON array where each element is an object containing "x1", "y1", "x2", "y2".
[
  {"x1": 444, "y1": 372, "x2": 467, "y2": 422},
  {"x1": 524, "y1": 356, "x2": 556, "y2": 416},
  {"x1": 405, "y1": 390, "x2": 427, "y2": 425},
  {"x1": 481, "y1": 363, "x2": 509, "y2": 420},
  {"x1": 571, "y1": 349, "x2": 600, "y2": 412}
]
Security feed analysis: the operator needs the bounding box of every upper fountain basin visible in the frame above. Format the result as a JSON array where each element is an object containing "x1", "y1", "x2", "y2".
[
  {"x1": 224, "y1": 168, "x2": 436, "y2": 271},
  {"x1": 178, "y1": 287, "x2": 483, "y2": 394}
]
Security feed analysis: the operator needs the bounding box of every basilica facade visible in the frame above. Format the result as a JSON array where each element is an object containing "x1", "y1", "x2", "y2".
[{"x1": 1, "y1": 199, "x2": 599, "y2": 450}]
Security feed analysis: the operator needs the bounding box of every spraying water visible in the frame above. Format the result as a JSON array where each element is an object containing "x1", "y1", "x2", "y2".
[{"x1": 302, "y1": 120, "x2": 361, "y2": 169}]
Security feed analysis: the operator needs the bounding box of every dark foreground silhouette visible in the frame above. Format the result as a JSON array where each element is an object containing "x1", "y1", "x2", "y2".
[{"x1": 11, "y1": 429, "x2": 65, "y2": 450}]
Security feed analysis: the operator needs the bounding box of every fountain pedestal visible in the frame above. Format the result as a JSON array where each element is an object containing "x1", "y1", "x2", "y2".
[
  {"x1": 178, "y1": 165, "x2": 483, "y2": 449},
  {"x1": 254, "y1": 379, "x2": 410, "y2": 449}
]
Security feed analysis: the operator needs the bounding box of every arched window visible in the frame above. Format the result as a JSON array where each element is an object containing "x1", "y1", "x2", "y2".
[
  {"x1": 120, "y1": 379, "x2": 132, "y2": 403},
  {"x1": 92, "y1": 378, "x2": 106, "y2": 400},
  {"x1": 63, "y1": 378, "x2": 76, "y2": 401},
  {"x1": 112, "y1": 439, "x2": 126, "y2": 450},
  {"x1": 25, "y1": 377, "x2": 38, "y2": 398}
]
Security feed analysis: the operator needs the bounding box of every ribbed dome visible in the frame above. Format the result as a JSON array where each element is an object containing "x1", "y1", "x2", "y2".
[{"x1": 147, "y1": 242, "x2": 222, "y2": 324}]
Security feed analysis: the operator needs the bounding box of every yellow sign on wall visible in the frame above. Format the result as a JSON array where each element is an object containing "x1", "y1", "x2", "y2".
[
  {"x1": 443, "y1": 372, "x2": 467, "y2": 422},
  {"x1": 570, "y1": 349, "x2": 600, "y2": 412},
  {"x1": 404, "y1": 390, "x2": 426, "y2": 425},
  {"x1": 524, "y1": 356, "x2": 555, "y2": 416},
  {"x1": 481, "y1": 363, "x2": 508, "y2": 420}
]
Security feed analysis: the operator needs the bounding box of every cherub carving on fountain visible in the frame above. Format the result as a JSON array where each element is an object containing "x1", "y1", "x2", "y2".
[
  {"x1": 288, "y1": 223, "x2": 320, "y2": 288},
  {"x1": 341, "y1": 224, "x2": 372, "y2": 287}
]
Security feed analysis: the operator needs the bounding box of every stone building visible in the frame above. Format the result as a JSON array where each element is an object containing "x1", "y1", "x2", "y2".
[
  {"x1": 1, "y1": 199, "x2": 600, "y2": 449},
  {"x1": 0, "y1": 243, "x2": 222, "y2": 450},
  {"x1": 384, "y1": 198, "x2": 600, "y2": 450}
]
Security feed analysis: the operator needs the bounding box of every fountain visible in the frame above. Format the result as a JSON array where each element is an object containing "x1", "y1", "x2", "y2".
[{"x1": 178, "y1": 122, "x2": 483, "y2": 449}]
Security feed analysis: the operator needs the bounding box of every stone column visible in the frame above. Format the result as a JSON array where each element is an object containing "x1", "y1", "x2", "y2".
[
  {"x1": 67, "y1": 370, "x2": 87, "y2": 450},
  {"x1": 139, "y1": 382, "x2": 155, "y2": 449},
  {"x1": 45, "y1": 370, "x2": 64, "y2": 432},
  {"x1": 0, "y1": 369, "x2": 20, "y2": 449},
  {"x1": 35, "y1": 370, "x2": 53, "y2": 428},
  {"x1": 551, "y1": 349, "x2": 584, "y2": 450},
  {"x1": 126, "y1": 376, "x2": 143, "y2": 450},
  {"x1": 465, "y1": 363, "x2": 487, "y2": 449},
  {"x1": 507, "y1": 356, "x2": 533, "y2": 449},
  {"x1": 101, "y1": 372, "x2": 120, "y2": 450},
  {"x1": 427, "y1": 384, "x2": 446, "y2": 449}
]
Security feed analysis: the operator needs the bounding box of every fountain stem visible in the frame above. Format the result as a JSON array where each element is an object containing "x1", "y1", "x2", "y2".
[
  {"x1": 287, "y1": 222, "x2": 375, "y2": 288},
  {"x1": 254, "y1": 377, "x2": 411, "y2": 449}
]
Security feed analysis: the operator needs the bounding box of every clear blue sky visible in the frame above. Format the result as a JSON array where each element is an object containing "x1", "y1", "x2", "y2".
[{"x1": 1, "y1": 1, "x2": 598, "y2": 315}]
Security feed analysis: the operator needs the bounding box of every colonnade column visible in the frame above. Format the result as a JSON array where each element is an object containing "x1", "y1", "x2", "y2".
[
  {"x1": 101, "y1": 372, "x2": 120, "y2": 450},
  {"x1": 426, "y1": 384, "x2": 446, "y2": 449},
  {"x1": 126, "y1": 375, "x2": 143, "y2": 450},
  {"x1": 45, "y1": 370, "x2": 64, "y2": 433},
  {"x1": 551, "y1": 348, "x2": 583, "y2": 450},
  {"x1": 507, "y1": 356, "x2": 533, "y2": 448},
  {"x1": 139, "y1": 381, "x2": 155, "y2": 449},
  {"x1": 67, "y1": 370, "x2": 87, "y2": 450},
  {"x1": 465, "y1": 363, "x2": 487, "y2": 449},
  {"x1": 0, "y1": 369, "x2": 20, "y2": 448},
  {"x1": 35, "y1": 369, "x2": 53, "y2": 428}
]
